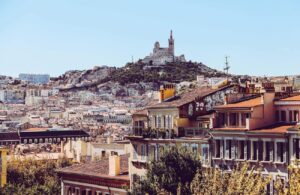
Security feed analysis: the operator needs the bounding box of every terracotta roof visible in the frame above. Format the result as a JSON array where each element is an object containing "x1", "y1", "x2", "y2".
[
  {"x1": 212, "y1": 124, "x2": 292, "y2": 134},
  {"x1": 248, "y1": 124, "x2": 292, "y2": 134},
  {"x1": 214, "y1": 97, "x2": 262, "y2": 109},
  {"x1": 212, "y1": 127, "x2": 248, "y2": 131},
  {"x1": 25, "y1": 128, "x2": 49, "y2": 132},
  {"x1": 57, "y1": 154, "x2": 129, "y2": 180},
  {"x1": 148, "y1": 86, "x2": 229, "y2": 109},
  {"x1": 133, "y1": 109, "x2": 147, "y2": 116},
  {"x1": 278, "y1": 95, "x2": 300, "y2": 101}
]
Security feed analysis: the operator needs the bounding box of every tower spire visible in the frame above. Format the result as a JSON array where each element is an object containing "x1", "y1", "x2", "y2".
[
  {"x1": 168, "y1": 30, "x2": 174, "y2": 56},
  {"x1": 223, "y1": 56, "x2": 230, "y2": 82}
]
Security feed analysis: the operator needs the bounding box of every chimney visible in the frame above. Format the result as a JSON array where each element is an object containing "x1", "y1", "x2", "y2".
[{"x1": 109, "y1": 155, "x2": 120, "y2": 176}]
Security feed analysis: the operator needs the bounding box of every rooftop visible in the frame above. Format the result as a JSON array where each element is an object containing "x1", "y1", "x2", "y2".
[
  {"x1": 148, "y1": 85, "x2": 233, "y2": 109},
  {"x1": 57, "y1": 154, "x2": 129, "y2": 180},
  {"x1": 214, "y1": 96, "x2": 262, "y2": 109},
  {"x1": 248, "y1": 124, "x2": 293, "y2": 134},
  {"x1": 278, "y1": 95, "x2": 300, "y2": 101}
]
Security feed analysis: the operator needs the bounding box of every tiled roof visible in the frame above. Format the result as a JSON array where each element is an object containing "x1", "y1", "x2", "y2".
[
  {"x1": 248, "y1": 124, "x2": 292, "y2": 134},
  {"x1": 57, "y1": 154, "x2": 129, "y2": 180},
  {"x1": 212, "y1": 127, "x2": 248, "y2": 131},
  {"x1": 25, "y1": 128, "x2": 49, "y2": 132},
  {"x1": 133, "y1": 109, "x2": 148, "y2": 116},
  {"x1": 278, "y1": 95, "x2": 300, "y2": 101},
  {"x1": 214, "y1": 97, "x2": 262, "y2": 109},
  {"x1": 212, "y1": 124, "x2": 292, "y2": 134},
  {"x1": 148, "y1": 86, "x2": 229, "y2": 109}
]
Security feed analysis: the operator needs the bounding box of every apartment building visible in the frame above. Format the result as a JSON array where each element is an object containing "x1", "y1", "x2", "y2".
[
  {"x1": 127, "y1": 84, "x2": 241, "y2": 188},
  {"x1": 211, "y1": 92, "x2": 300, "y2": 194}
]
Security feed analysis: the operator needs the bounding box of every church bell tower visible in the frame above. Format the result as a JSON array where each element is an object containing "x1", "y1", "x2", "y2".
[{"x1": 168, "y1": 30, "x2": 174, "y2": 56}]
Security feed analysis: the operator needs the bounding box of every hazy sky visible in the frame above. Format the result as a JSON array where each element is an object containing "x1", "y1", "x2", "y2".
[{"x1": 0, "y1": 1, "x2": 299, "y2": 77}]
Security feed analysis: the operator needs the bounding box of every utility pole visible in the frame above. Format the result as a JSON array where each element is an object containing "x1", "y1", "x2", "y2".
[{"x1": 224, "y1": 56, "x2": 230, "y2": 82}]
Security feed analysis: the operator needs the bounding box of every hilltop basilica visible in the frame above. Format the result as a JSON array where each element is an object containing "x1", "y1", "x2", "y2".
[{"x1": 142, "y1": 31, "x2": 186, "y2": 65}]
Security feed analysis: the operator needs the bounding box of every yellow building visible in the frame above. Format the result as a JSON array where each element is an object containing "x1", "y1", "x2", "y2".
[{"x1": 0, "y1": 147, "x2": 8, "y2": 187}]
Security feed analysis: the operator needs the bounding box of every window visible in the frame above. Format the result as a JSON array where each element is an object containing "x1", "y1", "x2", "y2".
[
  {"x1": 165, "y1": 115, "x2": 172, "y2": 129},
  {"x1": 141, "y1": 144, "x2": 147, "y2": 160},
  {"x1": 201, "y1": 144, "x2": 209, "y2": 165},
  {"x1": 293, "y1": 139, "x2": 300, "y2": 159},
  {"x1": 191, "y1": 143, "x2": 198, "y2": 154},
  {"x1": 237, "y1": 140, "x2": 245, "y2": 159},
  {"x1": 276, "y1": 142, "x2": 286, "y2": 162},
  {"x1": 252, "y1": 141, "x2": 258, "y2": 160},
  {"x1": 289, "y1": 110, "x2": 293, "y2": 122},
  {"x1": 156, "y1": 116, "x2": 161, "y2": 128},
  {"x1": 133, "y1": 144, "x2": 138, "y2": 160},
  {"x1": 258, "y1": 141, "x2": 263, "y2": 161},
  {"x1": 229, "y1": 113, "x2": 238, "y2": 126},
  {"x1": 219, "y1": 113, "x2": 226, "y2": 127},
  {"x1": 149, "y1": 145, "x2": 156, "y2": 161},
  {"x1": 294, "y1": 111, "x2": 299, "y2": 122},
  {"x1": 265, "y1": 141, "x2": 274, "y2": 161},
  {"x1": 158, "y1": 145, "x2": 164, "y2": 159},
  {"x1": 215, "y1": 140, "x2": 221, "y2": 158},
  {"x1": 225, "y1": 140, "x2": 232, "y2": 159},
  {"x1": 276, "y1": 110, "x2": 280, "y2": 122},
  {"x1": 241, "y1": 113, "x2": 249, "y2": 126},
  {"x1": 281, "y1": 111, "x2": 286, "y2": 122}
]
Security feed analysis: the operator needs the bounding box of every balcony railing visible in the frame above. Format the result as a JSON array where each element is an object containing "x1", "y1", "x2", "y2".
[
  {"x1": 182, "y1": 127, "x2": 210, "y2": 137},
  {"x1": 132, "y1": 127, "x2": 176, "y2": 139}
]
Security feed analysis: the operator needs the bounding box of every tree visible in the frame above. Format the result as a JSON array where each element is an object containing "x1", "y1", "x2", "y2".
[
  {"x1": 0, "y1": 157, "x2": 73, "y2": 195},
  {"x1": 131, "y1": 146, "x2": 202, "y2": 195},
  {"x1": 191, "y1": 162, "x2": 271, "y2": 195},
  {"x1": 274, "y1": 163, "x2": 300, "y2": 195}
]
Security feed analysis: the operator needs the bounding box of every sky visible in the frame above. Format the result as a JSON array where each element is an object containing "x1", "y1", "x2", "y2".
[{"x1": 0, "y1": 0, "x2": 300, "y2": 77}]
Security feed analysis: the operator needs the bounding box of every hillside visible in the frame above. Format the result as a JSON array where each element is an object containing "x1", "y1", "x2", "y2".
[
  {"x1": 53, "y1": 61, "x2": 225, "y2": 88},
  {"x1": 108, "y1": 61, "x2": 226, "y2": 85}
]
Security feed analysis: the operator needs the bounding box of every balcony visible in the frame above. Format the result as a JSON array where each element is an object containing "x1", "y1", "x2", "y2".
[
  {"x1": 132, "y1": 127, "x2": 176, "y2": 139},
  {"x1": 180, "y1": 127, "x2": 210, "y2": 137}
]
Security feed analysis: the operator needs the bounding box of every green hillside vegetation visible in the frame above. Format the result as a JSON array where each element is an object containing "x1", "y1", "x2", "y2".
[{"x1": 107, "y1": 61, "x2": 226, "y2": 85}]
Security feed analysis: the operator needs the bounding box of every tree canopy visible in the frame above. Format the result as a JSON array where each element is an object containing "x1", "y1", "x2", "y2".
[
  {"x1": 131, "y1": 146, "x2": 202, "y2": 195},
  {"x1": 0, "y1": 157, "x2": 73, "y2": 195}
]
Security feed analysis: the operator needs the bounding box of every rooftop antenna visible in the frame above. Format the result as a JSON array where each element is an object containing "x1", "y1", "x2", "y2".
[
  {"x1": 224, "y1": 56, "x2": 230, "y2": 82},
  {"x1": 131, "y1": 55, "x2": 134, "y2": 64}
]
